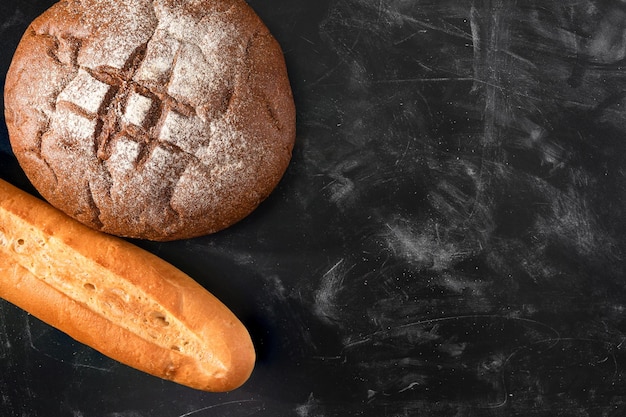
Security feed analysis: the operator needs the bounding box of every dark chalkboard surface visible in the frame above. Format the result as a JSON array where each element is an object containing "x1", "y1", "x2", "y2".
[{"x1": 2, "y1": 0, "x2": 626, "y2": 416}]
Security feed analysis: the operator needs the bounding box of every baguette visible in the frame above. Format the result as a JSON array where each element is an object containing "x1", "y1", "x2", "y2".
[{"x1": 0, "y1": 178, "x2": 255, "y2": 391}]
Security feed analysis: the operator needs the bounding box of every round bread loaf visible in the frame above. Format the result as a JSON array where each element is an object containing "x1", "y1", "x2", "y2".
[{"x1": 4, "y1": 0, "x2": 295, "y2": 241}]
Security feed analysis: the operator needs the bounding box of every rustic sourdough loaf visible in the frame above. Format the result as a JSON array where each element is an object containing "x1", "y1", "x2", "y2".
[{"x1": 4, "y1": 0, "x2": 295, "y2": 241}]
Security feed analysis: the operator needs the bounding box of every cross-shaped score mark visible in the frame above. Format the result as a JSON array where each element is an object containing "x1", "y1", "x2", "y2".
[{"x1": 54, "y1": 40, "x2": 205, "y2": 171}]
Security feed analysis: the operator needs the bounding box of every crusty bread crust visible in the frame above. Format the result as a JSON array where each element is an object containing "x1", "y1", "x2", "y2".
[
  {"x1": 0, "y1": 178, "x2": 255, "y2": 391},
  {"x1": 4, "y1": 0, "x2": 296, "y2": 241}
]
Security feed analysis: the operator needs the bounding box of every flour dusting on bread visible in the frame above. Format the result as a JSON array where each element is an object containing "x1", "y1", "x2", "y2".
[{"x1": 5, "y1": 0, "x2": 296, "y2": 241}]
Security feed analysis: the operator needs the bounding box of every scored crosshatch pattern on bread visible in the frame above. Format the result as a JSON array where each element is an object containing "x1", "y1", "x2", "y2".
[
  {"x1": 52, "y1": 36, "x2": 227, "y2": 172},
  {"x1": 5, "y1": 0, "x2": 296, "y2": 241}
]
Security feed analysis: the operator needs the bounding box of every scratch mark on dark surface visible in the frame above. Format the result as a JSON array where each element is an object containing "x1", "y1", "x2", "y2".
[{"x1": 177, "y1": 400, "x2": 261, "y2": 417}]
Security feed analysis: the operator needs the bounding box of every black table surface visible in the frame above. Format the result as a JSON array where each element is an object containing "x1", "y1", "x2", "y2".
[{"x1": 2, "y1": 0, "x2": 626, "y2": 416}]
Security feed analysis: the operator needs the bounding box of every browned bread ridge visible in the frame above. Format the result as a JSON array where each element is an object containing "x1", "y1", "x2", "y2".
[
  {"x1": 4, "y1": 0, "x2": 296, "y2": 241},
  {"x1": 0, "y1": 178, "x2": 255, "y2": 392}
]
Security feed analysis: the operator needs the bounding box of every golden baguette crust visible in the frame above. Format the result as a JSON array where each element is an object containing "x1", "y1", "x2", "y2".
[{"x1": 0, "y1": 178, "x2": 255, "y2": 391}]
